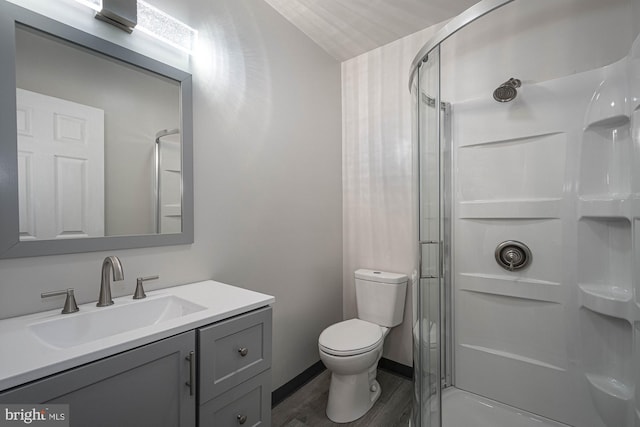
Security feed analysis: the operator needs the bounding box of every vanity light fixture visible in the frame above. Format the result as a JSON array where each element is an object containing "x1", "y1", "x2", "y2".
[
  {"x1": 71, "y1": 0, "x2": 197, "y2": 53},
  {"x1": 136, "y1": 0, "x2": 198, "y2": 54},
  {"x1": 95, "y1": 0, "x2": 137, "y2": 33}
]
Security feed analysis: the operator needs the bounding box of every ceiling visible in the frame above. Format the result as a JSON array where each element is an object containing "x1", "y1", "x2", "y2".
[{"x1": 263, "y1": 0, "x2": 480, "y2": 61}]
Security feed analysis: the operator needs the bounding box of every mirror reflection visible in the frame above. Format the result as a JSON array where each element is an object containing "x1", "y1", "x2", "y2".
[{"x1": 15, "y1": 25, "x2": 182, "y2": 241}]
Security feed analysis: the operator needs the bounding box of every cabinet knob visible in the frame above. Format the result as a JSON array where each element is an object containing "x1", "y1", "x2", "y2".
[
  {"x1": 237, "y1": 414, "x2": 247, "y2": 424},
  {"x1": 238, "y1": 347, "x2": 248, "y2": 357}
]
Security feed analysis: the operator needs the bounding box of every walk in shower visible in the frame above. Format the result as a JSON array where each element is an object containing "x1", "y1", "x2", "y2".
[
  {"x1": 411, "y1": 0, "x2": 640, "y2": 426},
  {"x1": 154, "y1": 128, "x2": 182, "y2": 234}
]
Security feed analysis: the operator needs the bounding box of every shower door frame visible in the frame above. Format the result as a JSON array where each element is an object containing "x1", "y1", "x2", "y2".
[
  {"x1": 414, "y1": 45, "x2": 454, "y2": 427},
  {"x1": 408, "y1": 0, "x2": 516, "y2": 91},
  {"x1": 411, "y1": 2, "x2": 519, "y2": 426}
]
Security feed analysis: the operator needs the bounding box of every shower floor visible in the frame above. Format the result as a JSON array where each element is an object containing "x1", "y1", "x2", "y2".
[{"x1": 442, "y1": 387, "x2": 571, "y2": 427}]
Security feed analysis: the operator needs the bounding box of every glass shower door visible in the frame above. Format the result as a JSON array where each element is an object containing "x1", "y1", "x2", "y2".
[{"x1": 414, "y1": 46, "x2": 443, "y2": 427}]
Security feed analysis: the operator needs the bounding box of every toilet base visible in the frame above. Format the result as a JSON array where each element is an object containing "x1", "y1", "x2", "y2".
[{"x1": 326, "y1": 367, "x2": 382, "y2": 423}]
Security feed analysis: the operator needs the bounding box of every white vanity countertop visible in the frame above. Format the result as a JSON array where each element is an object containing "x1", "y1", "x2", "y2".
[{"x1": 0, "y1": 280, "x2": 274, "y2": 391}]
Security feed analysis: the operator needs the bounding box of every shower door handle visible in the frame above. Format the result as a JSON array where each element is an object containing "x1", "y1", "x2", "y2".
[{"x1": 420, "y1": 241, "x2": 441, "y2": 279}]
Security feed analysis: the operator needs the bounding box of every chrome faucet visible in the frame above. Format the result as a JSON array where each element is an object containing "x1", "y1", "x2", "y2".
[{"x1": 97, "y1": 256, "x2": 124, "y2": 307}]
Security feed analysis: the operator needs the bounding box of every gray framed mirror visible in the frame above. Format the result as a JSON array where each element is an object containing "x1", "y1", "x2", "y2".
[{"x1": 0, "y1": 1, "x2": 193, "y2": 258}]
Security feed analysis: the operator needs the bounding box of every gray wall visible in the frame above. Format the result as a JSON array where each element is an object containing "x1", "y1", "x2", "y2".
[{"x1": 1, "y1": 0, "x2": 343, "y2": 390}]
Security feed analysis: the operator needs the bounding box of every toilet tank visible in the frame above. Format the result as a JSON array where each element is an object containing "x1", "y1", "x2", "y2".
[{"x1": 355, "y1": 269, "x2": 408, "y2": 327}]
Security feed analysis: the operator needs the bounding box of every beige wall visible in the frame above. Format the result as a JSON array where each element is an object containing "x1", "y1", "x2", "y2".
[
  {"x1": 1, "y1": 0, "x2": 343, "y2": 390},
  {"x1": 341, "y1": 24, "x2": 442, "y2": 367}
]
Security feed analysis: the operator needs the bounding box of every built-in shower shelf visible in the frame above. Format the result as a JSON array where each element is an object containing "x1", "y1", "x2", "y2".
[
  {"x1": 584, "y1": 115, "x2": 630, "y2": 131},
  {"x1": 586, "y1": 374, "x2": 633, "y2": 400},
  {"x1": 579, "y1": 284, "x2": 633, "y2": 320},
  {"x1": 458, "y1": 199, "x2": 562, "y2": 219},
  {"x1": 578, "y1": 197, "x2": 632, "y2": 219},
  {"x1": 163, "y1": 204, "x2": 182, "y2": 216},
  {"x1": 579, "y1": 105, "x2": 632, "y2": 199},
  {"x1": 585, "y1": 374, "x2": 634, "y2": 427}
]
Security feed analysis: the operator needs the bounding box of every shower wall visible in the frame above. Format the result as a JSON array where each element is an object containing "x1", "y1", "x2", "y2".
[
  {"x1": 441, "y1": 0, "x2": 639, "y2": 426},
  {"x1": 439, "y1": 0, "x2": 634, "y2": 104}
]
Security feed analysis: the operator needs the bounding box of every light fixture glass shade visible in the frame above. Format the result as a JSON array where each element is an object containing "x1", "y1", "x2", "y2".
[
  {"x1": 136, "y1": 1, "x2": 197, "y2": 54},
  {"x1": 72, "y1": 0, "x2": 197, "y2": 54}
]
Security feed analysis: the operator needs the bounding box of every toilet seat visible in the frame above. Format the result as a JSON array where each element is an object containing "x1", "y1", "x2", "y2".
[{"x1": 319, "y1": 319, "x2": 384, "y2": 356}]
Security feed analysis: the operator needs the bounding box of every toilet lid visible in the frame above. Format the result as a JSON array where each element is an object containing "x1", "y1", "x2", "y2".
[{"x1": 319, "y1": 319, "x2": 384, "y2": 356}]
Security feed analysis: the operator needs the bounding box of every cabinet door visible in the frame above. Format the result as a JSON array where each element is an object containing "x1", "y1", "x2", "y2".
[
  {"x1": 199, "y1": 307, "x2": 272, "y2": 404},
  {"x1": 199, "y1": 370, "x2": 271, "y2": 427},
  {"x1": 0, "y1": 331, "x2": 196, "y2": 427}
]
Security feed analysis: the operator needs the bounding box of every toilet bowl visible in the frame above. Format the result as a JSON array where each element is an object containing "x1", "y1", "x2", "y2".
[
  {"x1": 319, "y1": 319, "x2": 389, "y2": 423},
  {"x1": 318, "y1": 269, "x2": 407, "y2": 423}
]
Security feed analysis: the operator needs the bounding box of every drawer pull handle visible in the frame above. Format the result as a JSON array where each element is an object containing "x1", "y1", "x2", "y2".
[
  {"x1": 185, "y1": 351, "x2": 195, "y2": 396},
  {"x1": 238, "y1": 347, "x2": 249, "y2": 357},
  {"x1": 237, "y1": 414, "x2": 247, "y2": 424}
]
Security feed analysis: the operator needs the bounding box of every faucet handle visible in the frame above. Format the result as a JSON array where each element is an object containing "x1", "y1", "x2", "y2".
[
  {"x1": 134, "y1": 275, "x2": 159, "y2": 300},
  {"x1": 41, "y1": 288, "x2": 79, "y2": 314}
]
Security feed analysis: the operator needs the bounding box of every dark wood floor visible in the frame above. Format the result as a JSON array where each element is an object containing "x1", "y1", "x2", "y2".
[{"x1": 272, "y1": 368, "x2": 413, "y2": 427}]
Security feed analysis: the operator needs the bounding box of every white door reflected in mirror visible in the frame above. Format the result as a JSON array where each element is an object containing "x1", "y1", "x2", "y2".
[{"x1": 17, "y1": 88, "x2": 104, "y2": 241}]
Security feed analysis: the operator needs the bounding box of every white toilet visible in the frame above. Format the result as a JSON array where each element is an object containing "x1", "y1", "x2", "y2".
[{"x1": 318, "y1": 269, "x2": 408, "y2": 423}]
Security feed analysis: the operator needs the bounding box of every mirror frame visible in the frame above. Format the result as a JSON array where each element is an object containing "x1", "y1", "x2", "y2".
[{"x1": 0, "y1": 1, "x2": 194, "y2": 258}]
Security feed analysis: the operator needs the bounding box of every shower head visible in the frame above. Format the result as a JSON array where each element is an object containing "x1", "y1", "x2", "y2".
[
  {"x1": 155, "y1": 128, "x2": 180, "y2": 143},
  {"x1": 493, "y1": 78, "x2": 521, "y2": 103}
]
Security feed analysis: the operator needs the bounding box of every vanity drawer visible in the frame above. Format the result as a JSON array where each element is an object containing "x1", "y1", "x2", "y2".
[
  {"x1": 198, "y1": 307, "x2": 272, "y2": 403},
  {"x1": 199, "y1": 370, "x2": 271, "y2": 427}
]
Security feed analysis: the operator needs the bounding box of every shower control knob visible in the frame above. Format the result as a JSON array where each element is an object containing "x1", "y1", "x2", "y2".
[
  {"x1": 495, "y1": 241, "x2": 532, "y2": 271},
  {"x1": 504, "y1": 249, "x2": 520, "y2": 267}
]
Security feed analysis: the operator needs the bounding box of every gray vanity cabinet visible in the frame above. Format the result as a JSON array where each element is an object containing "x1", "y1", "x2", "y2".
[
  {"x1": 198, "y1": 307, "x2": 272, "y2": 427},
  {"x1": 0, "y1": 305, "x2": 273, "y2": 427},
  {"x1": 0, "y1": 331, "x2": 196, "y2": 427}
]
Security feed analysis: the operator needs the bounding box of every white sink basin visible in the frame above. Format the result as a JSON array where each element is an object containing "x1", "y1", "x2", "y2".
[
  {"x1": 29, "y1": 295, "x2": 206, "y2": 349},
  {"x1": 0, "y1": 280, "x2": 274, "y2": 391}
]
